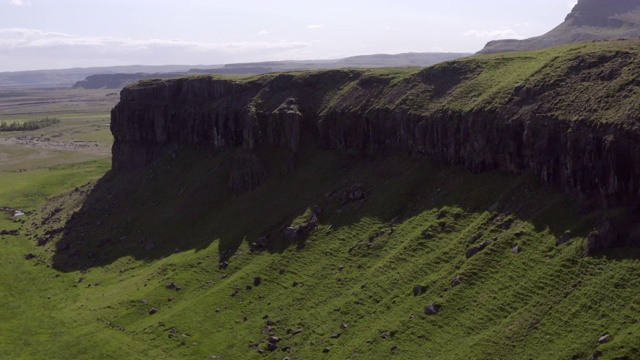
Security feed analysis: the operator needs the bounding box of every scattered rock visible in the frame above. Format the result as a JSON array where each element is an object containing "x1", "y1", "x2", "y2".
[
  {"x1": 322, "y1": 347, "x2": 331, "y2": 353},
  {"x1": 452, "y1": 275, "x2": 462, "y2": 287},
  {"x1": 512, "y1": 245, "x2": 521, "y2": 254},
  {"x1": 149, "y1": 307, "x2": 157, "y2": 315},
  {"x1": 465, "y1": 247, "x2": 480, "y2": 258},
  {"x1": 330, "y1": 333, "x2": 340, "y2": 339},
  {"x1": 279, "y1": 269, "x2": 286, "y2": 274},
  {"x1": 140, "y1": 298, "x2": 148, "y2": 304},
  {"x1": 0, "y1": 229, "x2": 19, "y2": 236},
  {"x1": 24, "y1": 253, "x2": 36, "y2": 260},
  {"x1": 292, "y1": 328, "x2": 303, "y2": 335},
  {"x1": 467, "y1": 241, "x2": 491, "y2": 258},
  {"x1": 556, "y1": 231, "x2": 572, "y2": 246},
  {"x1": 251, "y1": 236, "x2": 270, "y2": 252},
  {"x1": 413, "y1": 284, "x2": 422, "y2": 296},
  {"x1": 268, "y1": 336, "x2": 281, "y2": 343},
  {"x1": 468, "y1": 232, "x2": 484, "y2": 244},
  {"x1": 266, "y1": 342, "x2": 278, "y2": 351},
  {"x1": 391, "y1": 345, "x2": 398, "y2": 351},
  {"x1": 598, "y1": 333, "x2": 610, "y2": 344},
  {"x1": 254, "y1": 276, "x2": 262, "y2": 286},
  {"x1": 338, "y1": 265, "x2": 344, "y2": 272},
  {"x1": 424, "y1": 304, "x2": 441, "y2": 315},
  {"x1": 340, "y1": 323, "x2": 348, "y2": 329},
  {"x1": 219, "y1": 261, "x2": 229, "y2": 270},
  {"x1": 381, "y1": 332, "x2": 390, "y2": 339},
  {"x1": 292, "y1": 281, "x2": 299, "y2": 287},
  {"x1": 266, "y1": 320, "x2": 275, "y2": 326},
  {"x1": 501, "y1": 218, "x2": 514, "y2": 229},
  {"x1": 166, "y1": 282, "x2": 182, "y2": 291}
]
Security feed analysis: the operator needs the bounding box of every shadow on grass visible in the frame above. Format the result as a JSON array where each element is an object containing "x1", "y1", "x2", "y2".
[{"x1": 50, "y1": 139, "x2": 608, "y2": 272}]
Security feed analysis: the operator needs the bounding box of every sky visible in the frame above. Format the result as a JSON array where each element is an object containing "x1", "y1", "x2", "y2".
[{"x1": 0, "y1": 0, "x2": 578, "y2": 72}]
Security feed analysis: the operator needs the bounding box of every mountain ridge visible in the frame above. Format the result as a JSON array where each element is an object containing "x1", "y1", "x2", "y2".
[{"x1": 479, "y1": 0, "x2": 640, "y2": 54}]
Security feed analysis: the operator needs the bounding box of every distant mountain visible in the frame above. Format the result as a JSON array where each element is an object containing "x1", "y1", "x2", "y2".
[
  {"x1": 0, "y1": 65, "x2": 222, "y2": 88},
  {"x1": 0, "y1": 53, "x2": 471, "y2": 89},
  {"x1": 188, "y1": 52, "x2": 471, "y2": 75},
  {"x1": 478, "y1": 0, "x2": 640, "y2": 54}
]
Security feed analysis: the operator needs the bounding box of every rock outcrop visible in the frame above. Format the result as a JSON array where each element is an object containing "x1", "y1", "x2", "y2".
[
  {"x1": 478, "y1": 0, "x2": 640, "y2": 54},
  {"x1": 111, "y1": 41, "x2": 640, "y2": 217}
]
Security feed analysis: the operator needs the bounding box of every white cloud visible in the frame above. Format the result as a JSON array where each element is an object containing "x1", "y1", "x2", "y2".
[
  {"x1": 568, "y1": 1, "x2": 578, "y2": 9},
  {"x1": 8, "y1": 0, "x2": 27, "y2": 6},
  {"x1": 0, "y1": 28, "x2": 313, "y2": 70},
  {"x1": 306, "y1": 25, "x2": 323, "y2": 29},
  {"x1": 0, "y1": 28, "x2": 309, "y2": 51},
  {"x1": 463, "y1": 29, "x2": 524, "y2": 40},
  {"x1": 258, "y1": 30, "x2": 268, "y2": 35}
]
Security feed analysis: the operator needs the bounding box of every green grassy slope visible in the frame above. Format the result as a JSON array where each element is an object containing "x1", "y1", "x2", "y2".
[{"x1": 2, "y1": 140, "x2": 636, "y2": 360}]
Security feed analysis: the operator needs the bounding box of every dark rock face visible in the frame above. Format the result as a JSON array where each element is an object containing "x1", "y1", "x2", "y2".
[
  {"x1": 479, "y1": 0, "x2": 640, "y2": 54},
  {"x1": 111, "y1": 55, "x2": 640, "y2": 251},
  {"x1": 228, "y1": 152, "x2": 267, "y2": 193}
]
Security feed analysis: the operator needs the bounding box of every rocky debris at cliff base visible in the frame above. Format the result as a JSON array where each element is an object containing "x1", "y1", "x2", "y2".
[{"x1": 556, "y1": 231, "x2": 572, "y2": 246}]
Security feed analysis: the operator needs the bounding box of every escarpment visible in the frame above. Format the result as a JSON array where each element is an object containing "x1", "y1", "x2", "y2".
[{"x1": 111, "y1": 41, "x2": 640, "y2": 215}]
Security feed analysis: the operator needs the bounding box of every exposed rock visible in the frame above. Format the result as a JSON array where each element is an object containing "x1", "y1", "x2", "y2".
[
  {"x1": 424, "y1": 304, "x2": 441, "y2": 315},
  {"x1": 330, "y1": 333, "x2": 340, "y2": 339},
  {"x1": 512, "y1": 245, "x2": 522, "y2": 254},
  {"x1": 268, "y1": 336, "x2": 280, "y2": 343},
  {"x1": 323, "y1": 347, "x2": 331, "y2": 353},
  {"x1": 466, "y1": 247, "x2": 480, "y2": 259},
  {"x1": 598, "y1": 333, "x2": 610, "y2": 344},
  {"x1": 254, "y1": 276, "x2": 262, "y2": 286},
  {"x1": 468, "y1": 232, "x2": 483, "y2": 244},
  {"x1": 413, "y1": 285, "x2": 422, "y2": 296},
  {"x1": 391, "y1": 345, "x2": 398, "y2": 351},
  {"x1": 452, "y1": 275, "x2": 462, "y2": 287},
  {"x1": 149, "y1": 307, "x2": 157, "y2": 314},
  {"x1": 556, "y1": 232, "x2": 572, "y2": 246},
  {"x1": 166, "y1": 282, "x2": 182, "y2": 291},
  {"x1": 340, "y1": 323, "x2": 348, "y2": 329},
  {"x1": 479, "y1": 0, "x2": 640, "y2": 54},
  {"x1": 0, "y1": 229, "x2": 19, "y2": 236},
  {"x1": 24, "y1": 253, "x2": 36, "y2": 260},
  {"x1": 266, "y1": 343, "x2": 277, "y2": 351},
  {"x1": 111, "y1": 48, "x2": 640, "y2": 253},
  {"x1": 381, "y1": 332, "x2": 390, "y2": 339},
  {"x1": 228, "y1": 152, "x2": 267, "y2": 193}
]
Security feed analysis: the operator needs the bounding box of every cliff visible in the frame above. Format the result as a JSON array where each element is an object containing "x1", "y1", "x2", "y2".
[
  {"x1": 111, "y1": 39, "x2": 640, "y2": 245},
  {"x1": 478, "y1": 0, "x2": 640, "y2": 54}
]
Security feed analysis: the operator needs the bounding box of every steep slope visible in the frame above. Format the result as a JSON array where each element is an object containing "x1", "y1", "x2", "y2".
[{"x1": 479, "y1": 0, "x2": 640, "y2": 54}]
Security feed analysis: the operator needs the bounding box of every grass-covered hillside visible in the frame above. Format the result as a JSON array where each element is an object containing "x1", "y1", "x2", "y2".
[{"x1": 2, "y1": 41, "x2": 640, "y2": 359}]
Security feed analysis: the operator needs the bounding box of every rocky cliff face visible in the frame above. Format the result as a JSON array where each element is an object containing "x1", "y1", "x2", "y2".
[
  {"x1": 478, "y1": 0, "x2": 640, "y2": 54},
  {"x1": 111, "y1": 41, "x2": 640, "y2": 216}
]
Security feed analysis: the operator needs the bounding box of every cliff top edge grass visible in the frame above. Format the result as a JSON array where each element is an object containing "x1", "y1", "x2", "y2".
[{"x1": 126, "y1": 39, "x2": 640, "y2": 125}]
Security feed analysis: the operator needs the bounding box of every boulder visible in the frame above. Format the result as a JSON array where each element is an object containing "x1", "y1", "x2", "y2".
[
  {"x1": 598, "y1": 333, "x2": 610, "y2": 344},
  {"x1": 424, "y1": 304, "x2": 441, "y2": 315},
  {"x1": 413, "y1": 285, "x2": 422, "y2": 296}
]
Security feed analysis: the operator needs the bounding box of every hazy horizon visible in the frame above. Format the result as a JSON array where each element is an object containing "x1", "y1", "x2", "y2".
[{"x1": 0, "y1": 0, "x2": 577, "y2": 72}]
